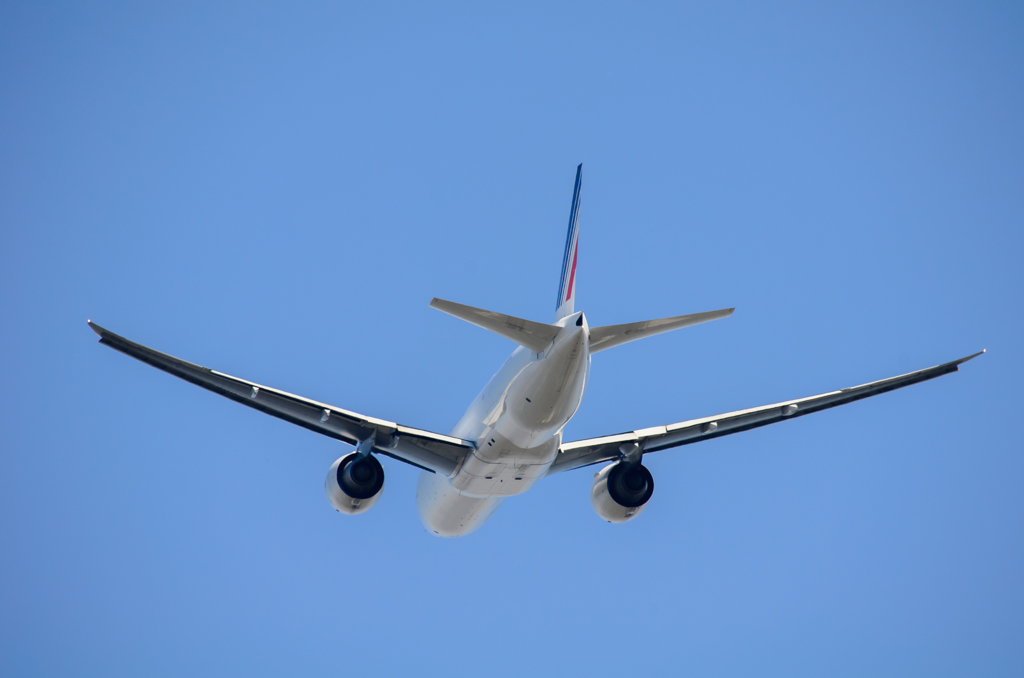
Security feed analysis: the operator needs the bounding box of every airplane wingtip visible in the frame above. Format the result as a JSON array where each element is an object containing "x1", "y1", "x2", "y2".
[
  {"x1": 959, "y1": 349, "x2": 986, "y2": 366},
  {"x1": 87, "y1": 319, "x2": 106, "y2": 337}
]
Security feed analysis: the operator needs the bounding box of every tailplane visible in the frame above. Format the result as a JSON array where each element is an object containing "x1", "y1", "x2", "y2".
[
  {"x1": 554, "y1": 164, "x2": 583, "y2": 321},
  {"x1": 434, "y1": 164, "x2": 732, "y2": 356},
  {"x1": 430, "y1": 298, "x2": 560, "y2": 353},
  {"x1": 589, "y1": 308, "x2": 734, "y2": 353}
]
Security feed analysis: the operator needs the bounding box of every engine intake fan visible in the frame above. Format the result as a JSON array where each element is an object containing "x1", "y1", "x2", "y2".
[
  {"x1": 590, "y1": 461, "x2": 654, "y2": 523},
  {"x1": 325, "y1": 452, "x2": 385, "y2": 515}
]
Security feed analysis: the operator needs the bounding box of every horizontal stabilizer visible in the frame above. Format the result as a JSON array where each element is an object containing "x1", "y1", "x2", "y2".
[
  {"x1": 589, "y1": 307, "x2": 735, "y2": 353},
  {"x1": 430, "y1": 298, "x2": 561, "y2": 353}
]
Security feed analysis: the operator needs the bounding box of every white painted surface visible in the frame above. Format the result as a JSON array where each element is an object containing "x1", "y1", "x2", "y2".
[{"x1": 417, "y1": 312, "x2": 590, "y2": 536}]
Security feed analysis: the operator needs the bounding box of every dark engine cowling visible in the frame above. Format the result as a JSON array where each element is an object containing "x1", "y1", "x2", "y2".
[
  {"x1": 590, "y1": 461, "x2": 654, "y2": 523},
  {"x1": 325, "y1": 453, "x2": 385, "y2": 515}
]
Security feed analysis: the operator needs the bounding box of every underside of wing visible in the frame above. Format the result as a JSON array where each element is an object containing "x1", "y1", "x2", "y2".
[
  {"x1": 549, "y1": 350, "x2": 984, "y2": 475},
  {"x1": 88, "y1": 321, "x2": 473, "y2": 475},
  {"x1": 429, "y1": 298, "x2": 561, "y2": 353},
  {"x1": 588, "y1": 307, "x2": 734, "y2": 353}
]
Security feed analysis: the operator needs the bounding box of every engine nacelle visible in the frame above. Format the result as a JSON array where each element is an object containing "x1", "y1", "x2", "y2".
[
  {"x1": 590, "y1": 461, "x2": 654, "y2": 523},
  {"x1": 325, "y1": 453, "x2": 385, "y2": 515}
]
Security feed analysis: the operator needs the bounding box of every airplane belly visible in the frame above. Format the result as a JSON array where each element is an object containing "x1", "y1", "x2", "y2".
[
  {"x1": 493, "y1": 328, "x2": 589, "y2": 448},
  {"x1": 449, "y1": 433, "x2": 559, "y2": 497},
  {"x1": 416, "y1": 471, "x2": 503, "y2": 538}
]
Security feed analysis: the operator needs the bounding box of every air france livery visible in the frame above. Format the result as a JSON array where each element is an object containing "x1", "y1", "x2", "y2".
[{"x1": 89, "y1": 165, "x2": 983, "y2": 537}]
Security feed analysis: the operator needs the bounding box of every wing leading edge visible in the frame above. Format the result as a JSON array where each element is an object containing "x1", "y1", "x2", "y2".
[
  {"x1": 549, "y1": 350, "x2": 984, "y2": 475},
  {"x1": 88, "y1": 321, "x2": 474, "y2": 475}
]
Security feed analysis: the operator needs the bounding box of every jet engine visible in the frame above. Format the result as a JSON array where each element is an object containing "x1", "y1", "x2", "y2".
[
  {"x1": 590, "y1": 461, "x2": 654, "y2": 523},
  {"x1": 325, "y1": 453, "x2": 385, "y2": 515}
]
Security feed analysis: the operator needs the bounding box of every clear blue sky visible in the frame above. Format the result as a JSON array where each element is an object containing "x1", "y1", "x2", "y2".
[{"x1": 2, "y1": 2, "x2": 1021, "y2": 676}]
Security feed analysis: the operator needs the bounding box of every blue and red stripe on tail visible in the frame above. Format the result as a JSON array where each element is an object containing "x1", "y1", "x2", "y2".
[{"x1": 555, "y1": 164, "x2": 583, "y2": 321}]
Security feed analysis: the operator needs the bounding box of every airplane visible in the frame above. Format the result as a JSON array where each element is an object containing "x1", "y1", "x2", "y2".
[{"x1": 88, "y1": 164, "x2": 983, "y2": 537}]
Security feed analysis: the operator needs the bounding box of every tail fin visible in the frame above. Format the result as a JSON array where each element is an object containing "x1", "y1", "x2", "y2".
[{"x1": 554, "y1": 164, "x2": 583, "y2": 321}]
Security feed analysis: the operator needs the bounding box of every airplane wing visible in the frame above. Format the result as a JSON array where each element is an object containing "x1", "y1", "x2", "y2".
[
  {"x1": 549, "y1": 350, "x2": 984, "y2": 474},
  {"x1": 88, "y1": 321, "x2": 473, "y2": 475}
]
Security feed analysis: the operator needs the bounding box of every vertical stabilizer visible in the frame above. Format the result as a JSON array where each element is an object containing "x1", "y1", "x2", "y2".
[{"x1": 555, "y1": 164, "x2": 583, "y2": 321}]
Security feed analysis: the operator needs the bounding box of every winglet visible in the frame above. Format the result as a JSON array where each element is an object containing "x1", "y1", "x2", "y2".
[{"x1": 87, "y1": 319, "x2": 106, "y2": 337}]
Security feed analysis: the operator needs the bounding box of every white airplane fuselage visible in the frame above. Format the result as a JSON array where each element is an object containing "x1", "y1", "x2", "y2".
[{"x1": 416, "y1": 311, "x2": 590, "y2": 536}]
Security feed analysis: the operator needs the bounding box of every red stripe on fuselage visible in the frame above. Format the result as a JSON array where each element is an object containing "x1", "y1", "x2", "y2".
[{"x1": 565, "y1": 239, "x2": 578, "y2": 301}]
